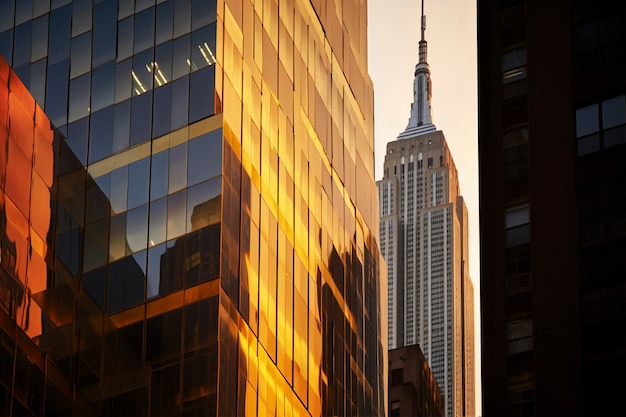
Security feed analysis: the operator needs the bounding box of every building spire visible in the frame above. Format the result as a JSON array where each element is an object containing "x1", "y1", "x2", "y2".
[{"x1": 398, "y1": 0, "x2": 436, "y2": 139}]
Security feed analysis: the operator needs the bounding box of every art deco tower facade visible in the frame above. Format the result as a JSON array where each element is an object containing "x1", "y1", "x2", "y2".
[
  {"x1": 377, "y1": 11, "x2": 474, "y2": 417},
  {"x1": 0, "y1": 0, "x2": 386, "y2": 416}
]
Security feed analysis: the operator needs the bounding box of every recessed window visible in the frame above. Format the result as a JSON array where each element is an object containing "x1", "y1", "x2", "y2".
[
  {"x1": 502, "y1": 48, "x2": 526, "y2": 84},
  {"x1": 505, "y1": 204, "x2": 529, "y2": 248},
  {"x1": 576, "y1": 94, "x2": 626, "y2": 156},
  {"x1": 503, "y1": 127, "x2": 528, "y2": 180}
]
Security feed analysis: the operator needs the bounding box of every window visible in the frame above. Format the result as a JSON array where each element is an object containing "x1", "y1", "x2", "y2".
[
  {"x1": 574, "y1": 10, "x2": 626, "y2": 73},
  {"x1": 505, "y1": 204, "x2": 529, "y2": 248},
  {"x1": 503, "y1": 127, "x2": 528, "y2": 180},
  {"x1": 576, "y1": 94, "x2": 626, "y2": 156},
  {"x1": 502, "y1": 48, "x2": 526, "y2": 84},
  {"x1": 507, "y1": 319, "x2": 533, "y2": 355},
  {"x1": 427, "y1": 157, "x2": 433, "y2": 168}
]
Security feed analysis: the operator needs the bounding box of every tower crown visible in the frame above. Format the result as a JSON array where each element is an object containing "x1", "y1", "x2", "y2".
[{"x1": 398, "y1": 0, "x2": 436, "y2": 139}]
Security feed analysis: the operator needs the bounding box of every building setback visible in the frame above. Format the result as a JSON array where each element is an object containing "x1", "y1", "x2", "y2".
[
  {"x1": 479, "y1": 0, "x2": 626, "y2": 415},
  {"x1": 389, "y1": 344, "x2": 445, "y2": 417},
  {"x1": 0, "y1": 0, "x2": 386, "y2": 416},
  {"x1": 377, "y1": 9, "x2": 474, "y2": 417}
]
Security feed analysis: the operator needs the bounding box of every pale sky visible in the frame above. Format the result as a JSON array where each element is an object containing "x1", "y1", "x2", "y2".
[{"x1": 367, "y1": 0, "x2": 481, "y2": 413}]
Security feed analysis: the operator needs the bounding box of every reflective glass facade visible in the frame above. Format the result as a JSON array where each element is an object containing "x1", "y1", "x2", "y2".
[{"x1": 0, "y1": 0, "x2": 385, "y2": 416}]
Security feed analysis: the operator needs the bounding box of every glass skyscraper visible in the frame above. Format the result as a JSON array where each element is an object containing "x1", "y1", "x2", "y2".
[{"x1": 0, "y1": 1, "x2": 386, "y2": 416}]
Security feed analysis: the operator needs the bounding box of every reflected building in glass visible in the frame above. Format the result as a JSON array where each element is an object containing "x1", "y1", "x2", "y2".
[
  {"x1": 377, "y1": 11, "x2": 474, "y2": 417},
  {"x1": 0, "y1": 0, "x2": 386, "y2": 416}
]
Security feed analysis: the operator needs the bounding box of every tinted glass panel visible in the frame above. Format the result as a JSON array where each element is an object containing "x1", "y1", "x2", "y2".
[
  {"x1": 110, "y1": 165, "x2": 129, "y2": 214},
  {"x1": 91, "y1": 62, "x2": 116, "y2": 112},
  {"x1": 192, "y1": 0, "x2": 216, "y2": 30},
  {"x1": 171, "y1": 76, "x2": 189, "y2": 130},
  {"x1": 14, "y1": 22, "x2": 32, "y2": 68},
  {"x1": 67, "y1": 117, "x2": 89, "y2": 165},
  {"x1": 118, "y1": 17, "x2": 134, "y2": 62},
  {"x1": 188, "y1": 130, "x2": 221, "y2": 185},
  {"x1": 189, "y1": 65, "x2": 215, "y2": 122},
  {"x1": 113, "y1": 100, "x2": 131, "y2": 153},
  {"x1": 0, "y1": 1, "x2": 14, "y2": 33},
  {"x1": 169, "y1": 143, "x2": 187, "y2": 193},
  {"x1": 72, "y1": 0, "x2": 92, "y2": 37},
  {"x1": 127, "y1": 204, "x2": 149, "y2": 253},
  {"x1": 173, "y1": 0, "x2": 191, "y2": 38},
  {"x1": 0, "y1": 31, "x2": 12, "y2": 66},
  {"x1": 31, "y1": 16, "x2": 48, "y2": 62},
  {"x1": 153, "y1": 84, "x2": 172, "y2": 137},
  {"x1": 71, "y1": 32, "x2": 91, "y2": 78},
  {"x1": 69, "y1": 73, "x2": 91, "y2": 122},
  {"x1": 48, "y1": 5, "x2": 71, "y2": 66},
  {"x1": 131, "y1": 91, "x2": 153, "y2": 146},
  {"x1": 128, "y1": 158, "x2": 150, "y2": 209},
  {"x1": 602, "y1": 95, "x2": 626, "y2": 129},
  {"x1": 150, "y1": 150, "x2": 169, "y2": 201},
  {"x1": 93, "y1": 0, "x2": 117, "y2": 67},
  {"x1": 156, "y1": 1, "x2": 173, "y2": 45},
  {"x1": 89, "y1": 106, "x2": 114, "y2": 162},
  {"x1": 134, "y1": 7, "x2": 155, "y2": 54},
  {"x1": 116, "y1": 59, "x2": 133, "y2": 103},
  {"x1": 45, "y1": 59, "x2": 69, "y2": 126},
  {"x1": 149, "y1": 197, "x2": 167, "y2": 247},
  {"x1": 576, "y1": 104, "x2": 599, "y2": 137}
]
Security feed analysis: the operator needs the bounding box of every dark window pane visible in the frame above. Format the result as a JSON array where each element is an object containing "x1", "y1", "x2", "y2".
[
  {"x1": 84, "y1": 218, "x2": 109, "y2": 272},
  {"x1": 171, "y1": 75, "x2": 189, "y2": 130},
  {"x1": 127, "y1": 204, "x2": 148, "y2": 253},
  {"x1": 172, "y1": 34, "x2": 190, "y2": 80},
  {"x1": 147, "y1": 243, "x2": 166, "y2": 299},
  {"x1": 84, "y1": 267, "x2": 106, "y2": 310},
  {"x1": 146, "y1": 309, "x2": 182, "y2": 364},
  {"x1": 45, "y1": 59, "x2": 69, "y2": 126},
  {"x1": 91, "y1": 62, "x2": 116, "y2": 112},
  {"x1": 132, "y1": 48, "x2": 154, "y2": 96},
  {"x1": 578, "y1": 134, "x2": 600, "y2": 156},
  {"x1": 48, "y1": 5, "x2": 71, "y2": 66},
  {"x1": 576, "y1": 104, "x2": 599, "y2": 137},
  {"x1": 148, "y1": 197, "x2": 167, "y2": 248},
  {"x1": 31, "y1": 15, "x2": 48, "y2": 62},
  {"x1": 506, "y1": 224, "x2": 530, "y2": 248},
  {"x1": 115, "y1": 59, "x2": 132, "y2": 103},
  {"x1": 68, "y1": 73, "x2": 91, "y2": 123},
  {"x1": 33, "y1": 0, "x2": 49, "y2": 19},
  {"x1": 113, "y1": 100, "x2": 131, "y2": 153},
  {"x1": 108, "y1": 255, "x2": 146, "y2": 313},
  {"x1": 118, "y1": 0, "x2": 134, "y2": 19},
  {"x1": 130, "y1": 91, "x2": 153, "y2": 146},
  {"x1": 72, "y1": 0, "x2": 92, "y2": 37},
  {"x1": 189, "y1": 65, "x2": 215, "y2": 122},
  {"x1": 89, "y1": 106, "x2": 114, "y2": 162},
  {"x1": 66, "y1": 117, "x2": 89, "y2": 166},
  {"x1": 137, "y1": 0, "x2": 154, "y2": 13},
  {"x1": 51, "y1": 0, "x2": 71, "y2": 11},
  {"x1": 70, "y1": 32, "x2": 91, "y2": 78},
  {"x1": 154, "y1": 41, "x2": 172, "y2": 85},
  {"x1": 29, "y1": 58, "x2": 46, "y2": 105},
  {"x1": 13, "y1": 22, "x2": 32, "y2": 68},
  {"x1": 173, "y1": 0, "x2": 191, "y2": 38},
  {"x1": 134, "y1": 7, "x2": 155, "y2": 54},
  {"x1": 150, "y1": 150, "x2": 169, "y2": 201},
  {"x1": 128, "y1": 158, "x2": 150, "y2": 209},
  {"x1": 188, "y1": 129, "x2": 222, "y2": 186},
  {"x1": 110, "y1": 166, "x2": 129, "y2": 214},
  {"x1": 153, "y1": 84, "x2": 172, "y2": 137},
  {"x1": 0, "y1": 30, "x2": 13, "y2": 67},
  {"x1": 167, "y1": 190, "x2": 187, "y2": 239},
  {"x1": 187, "y1": 177, "x2": 222, "y2": 231},
  {"x1": 15, "y1": 0, "x2": 32, "y2": 26},
  {"x1": 191, "y1": 24, "x2": 217, "y2": 70},
  {"x1": 156, "y1": 0, "x2": 173, "y2": 45},
  {"x1": 169, "y1": 143, "x2": 187, "y2": 193},
  {"x1": 117, "y1": 17, "x2": 134, "y2": 62},
  {"x1": 0, "y1": 1, "x2": 14, "y2": 33},
  {"x1": 93, "y1": 0, "x2": 117, "y2": 67},
  {"x1": 151, "y1": 365, "x2": 180, "y2": 417},
  {"x1": 604, "y1": 125, "x2": 626, "y2": 148},
  {"x1": 602, "y1": 95, "x2": 626, "y2": 129},
  {"x1": 109, "y1": 213, "x2": 128, "y2": 260},
  {"x1": 192, "y1": 0, "x2": 216, "y2": 30}
]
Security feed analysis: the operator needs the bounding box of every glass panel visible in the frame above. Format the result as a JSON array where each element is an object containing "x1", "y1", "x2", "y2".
[
  {"x1": 91, "y1": 62, "x2": 116, "y2": 113},
  {"x1": 577, "y1": 134, "x2": 600, "y2": 156},
  {"x1": 604, "y1": 125, "x2": 626, "y2": 148},
  {"x1": 127, "y1": 204, "x2": 149, "y2": 253},
  {"x1": 156, "y1": 0, "x2": 174, "y2": 45},
  {"x1": 0, "y1": 1, "x2": 14, "y2": 33},
  {"x1": 66, "y1": 117, "x2": 89, "y2": 165},
  {"x1": 188, "y1": 130, "x2": 222, "y2": 186},
  {"x1": 502, "y1": 48, "x2": 526, "y2": 84},
  {"x1": 169, "y1": 143, "x2": 187, "y2": 193},
  {"x1": 118, "y1": 17, "x2": 134, "y2": 62},
  {"x1": 132, "y1": 49, "x2": 154, "y2": 96},
  {"x1": 576, "y1": 104, "x2": 599, "y2": 137},
  {"x1": 189, "y1": 65, "x2": 215, "y2": 123},
  {"x1": 116, "y1": 59, "x2": 133, "y2": 103},
  {"x1": 113, "y1": 100, "x2": 131, "y2": 153},
  {"x1": 602, "y1": 95, "x2": 626, "y2": 129},
  {"x1": 505, "y1": 205, "x2": 529, "y2": 228},
  {"x1": 130, "y1": 91, "x2": 153, "y2": 146},
  {"x1": 108, "y1": 255, "x2": 146, "y2": 313},
  {"x1": 69, "y1": 74, "x2": 91, "y2": 123},
  {"x1": 13, "y1": 22, "x2": 32, "y2": 68},
  {"x1": 173, "y1": 0, "x2": 191, "y2": 38},
  {"x1": 48, "y1": 5, "x2": 71, "y2": 66},
  {"x1": 110, "y1": 213, "x2": 128, "y2": 261},
  {"x1": 191, "y1": 24, "x2": 216, "y2": 71},
  {"x1": 118, "y1": 0, "x2": 134, "y2": 19},
  {"x1": 192, "y1": 0, "x2": 216, "y2": 30},
  {"x1": 72, "y1": 0, "x2": 92, "y2": 37},
  {"x1": 128, "y1": 158, "x2": 150, "y2": 209},
  {"x1": 93, "y1": 0, "x2": 117, "y2": 67},
  {"x1": 154, "y1": 41, "x2": 173, "y2": 85},
  {"x1": 134, "y1": 7, "x2": 155, "y2": 54},
  {"x1": 171, "y1": 75, "x2": 189, "y2": 130},
  {"x1": 150, "y1": 150, "x2": 169, "y2": 201},
  {"x1": 147, "y1": 243, "x2": 166, "y2": 299},
  {"x1": 167, "y1": 190, "x2": 187, "y2": 239},
  {"x1": 84, "y1": 267, "x2": 106, "y2": 310},
  {"x1": 153, "y1": 84, "x2": 172, "y2": 137},
  {"x1": 29, "y1": 58, "x2": 46, "y2": 106},
  {"x1": 506, "y1": 224, "x2": 530, "y2": 248},
  {"x1": 15, "y1": 0, "x2": 33, "y2": 27},
  {"x1": 172, "y1": 34, "x2": 190, "y2": 80},
  {"x1": 110, "y1": 165, "x2": 129, "y2": 214},
  {"x1": 71, "y1": 32, "x2": 91, "y2": 78},
  {"x1": 31, "y1": 15, "x2": 48, "y2": 62},
  {"x1": 0, "y1": 30, "x2": 12, "y2": 67},
  {"x1": 187, "y1": 177, "x2": 222, "y2": 232},
  {"x1": 89, "y1": 106, "x2": 114, "y2": 162},
  {"x1": 151, "y1": 365, "x2": 180, "y2": 416},
  {"x1": 149, "y1": 197, "x2": 167, "y2": 247}
]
